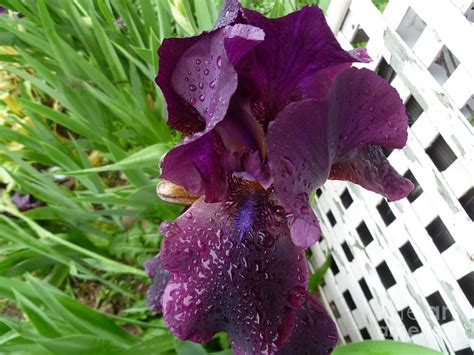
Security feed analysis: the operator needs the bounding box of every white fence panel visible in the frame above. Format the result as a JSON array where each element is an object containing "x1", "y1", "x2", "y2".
[{"x1": 310, "y1": 1, "x2": 474, "y2": 354}]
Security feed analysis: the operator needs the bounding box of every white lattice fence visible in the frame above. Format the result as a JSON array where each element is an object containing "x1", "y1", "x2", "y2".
[{"x1": 309, "y1": 0, "x2": 474, "y2": 354}]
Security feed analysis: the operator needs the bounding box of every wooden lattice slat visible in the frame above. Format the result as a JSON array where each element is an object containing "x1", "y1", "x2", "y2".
[{"x1": 310, "y1": 1, "x2": 474, "y2": 353}]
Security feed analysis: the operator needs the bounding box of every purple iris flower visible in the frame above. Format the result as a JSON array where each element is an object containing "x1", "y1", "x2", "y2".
[
  {"x1": 147, "y1": 0, "x2": 413, "y2": 353},
  {"x1": 11, "y1": 192, "x2": 44, "y2": 212},
  {"x1": 0, "y1": 6, "x2": 6, "y2": 14}
]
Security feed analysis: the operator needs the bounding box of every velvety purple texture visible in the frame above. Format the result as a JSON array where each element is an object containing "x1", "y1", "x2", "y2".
[
  {"x1": 267, "y1": 68, "x2": 414, "y2": 247},
  {"x1": 150, "y1": 0, "x2": 413, "y2": 352},
  {"x1": 159, "y1": 192, "x2": 308, "y2": 354},
  {"x1": 277, "y1": 294, "x2": 337, "y2": 355},
  {"x1": 145, "y1": 253, "x2": 170, "y2": 314},
  {"x1": 236, "y1": 5, "x2": 357, "y2": 127}
]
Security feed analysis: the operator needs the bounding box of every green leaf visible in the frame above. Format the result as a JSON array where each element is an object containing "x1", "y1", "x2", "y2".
[
  {"x1": 308, "y1": 255, "x2": 332, "y2": 292},
  {"x1": 333, "y1": 340, "x2": 443, "y2": 355},
  {"x1": 62, "y1": 143, "x2": 170, "y2": 175},
  {"x1": 175, "y1": 340, "x2": 207, "y2": 355}
]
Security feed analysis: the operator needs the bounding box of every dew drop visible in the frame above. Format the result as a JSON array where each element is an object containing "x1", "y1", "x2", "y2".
[
  {"x1": 196, "y1": 58, "x2": 201, "y2": 65},
  {"x1": 189, "y1": 84, "x2": 197, "y2": 91},
  {"x1": 281, "y1": 157, "x2": 295, "y2": 175},
  {"x1": 369, "y1": 106, "x2": 374, "y2": 112},
  {"x1": 209, "y1": 80, "x2": 216, "y2": 89},
  {"x1": 196, "y1": 67, "x2": 200, "y2": 72},
  {"x1": 300, "y1": 205, "x2": 310, "y2": 215},
  {"x1": 204, "y1": 69, "x2": 210, "y2": 75},
  {"x1": 216, "y1": 56, "x2": 222, "y2": 68},
  {"x1": 185, "y1": 212, "x2": 193, "y2": 219},
  {"x1": 190, "y1": 97, "x2": 197, "y2": 105},
  {"x1": 199, "y1": 94, "x2": 205, "y2": 102},
  {"x1": 198, "y1": 82, "x2": 204, "y2": 89}
]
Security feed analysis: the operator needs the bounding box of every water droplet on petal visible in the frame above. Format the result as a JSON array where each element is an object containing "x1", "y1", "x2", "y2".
[
  {"x1": 189, "y1": 84, "x2": 197, "y2": 91},
  {"x1": 190, "y1": 97, "x2": 197, "y2": 105},
  {"x1": 216, "y1": 56, "x2": 222, "y2": 68},
  {"x1": 281, "y1": 157, "x2": 295, "y2": 175},
  {"x1": 185, "y1": 212, "x2": 193, "y2": 219},
  {"x1": 198, "y1": 82, "x2": 204, "y2": 89},
  {"x1": 300, "y1": 205, "x2": 310, "y2": 215},
  {"x1": 209, "y1": 80, "x2": 216, "y2": 89},
  {"x1": 204, "y1": 69, "x2": 209, "y2": 75},
  {"x1": 196, "y1": 58, "x2": 201, "y2": 65},
  {"x1": 199, "y1": 94, "x2": 205, "y2": 102}
]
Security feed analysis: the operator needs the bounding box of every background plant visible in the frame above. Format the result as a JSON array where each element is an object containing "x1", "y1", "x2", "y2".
[{"x1": 0, "y1": 0, "x2": 438, "y2": 354}]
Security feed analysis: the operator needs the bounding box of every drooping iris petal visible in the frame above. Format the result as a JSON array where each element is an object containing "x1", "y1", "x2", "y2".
[
  {"x1": 267, "y1": 101, "x2": 329, "y2": 247},
  {"x1": 156, "y1": 23, "x2": 263, "y2": 135},
  {"x1": 145, "y1": 253, "x2": 170, "y2": 314},
  {"x1": 159, "y1": 194, "x2": 308, "y2": 354},
  {"x1": 277, "y1": 294, "x2": 337, "y2": 355},
  {"x1": 330, "y1": 145, "x2": 414, "y2": 201},
  {"x1": 161, "y1": 94, "x2": 269, "y2": 202},
  {"x1": 267, "y1": 67, "x2": 413, "y2": 247},
  {"x1": 236, "y1": 5, "x2": 358, "y2": 126},
  {"x1": 161, "y1": 132, "x2": 229, "y2": 202}
]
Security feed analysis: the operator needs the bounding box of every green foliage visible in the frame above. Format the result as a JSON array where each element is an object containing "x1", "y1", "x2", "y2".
[
  {"x1": 0, "y1": 0, "x2": 300, "y2": 353},
  {"x1": 308, "y1": 255, "x2": 332, "y2": 292},
  {"x1": 333, "y1": 340, "x2": 443, "y2": 355}
]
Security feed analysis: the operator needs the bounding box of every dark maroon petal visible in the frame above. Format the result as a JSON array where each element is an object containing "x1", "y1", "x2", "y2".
[
  {"x1": 161, "y1": 132, "x2": 229, "y2": 202},
  {"x1": 277, "y1": 294, "x2": 337, "y2": 355},
  {"x1": 214, "y1": 0, "x2": 242, "y2": 28},
  {"x1": 330, "y1": 145, "x2": 414, "y2": 201},
  {"x1": 267, "y1": 100, "x2": 329, "y2": 247},
  {"x1": 145, "y1": 254, "x2": 170, "y2": 314},
  {"x1": 157, "y1": 24, "x2": 264, "y2": 136},
  {"x1": 159, "y1": 193, "x2": 308, "y2": 353},
  {"x1": 328, "y1": 67, "x2": 409, "y2": 157},
  {"x1": 237, "y1": 5, "x2": 357, "y2": 125},
  {"x1": 161, "y1": 95, "x2": 268, "y2": 202},
  {"x1": 268, "y1": 68, "x2": 413, "y2": 247},
  {"x1": 156, "y1": 35, "x2": 208, "y2": 135}
]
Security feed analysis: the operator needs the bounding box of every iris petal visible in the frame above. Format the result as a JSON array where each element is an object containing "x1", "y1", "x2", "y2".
[
  {"x1": 237, "y1": 5, "x2": 357, "y2": 126},
  {"x1": 277, "y1": 294, "x2": 338, "y2": 355},
  {"x1": 157, "y1": 23, "x2": 263, "y2": 135},
  {"x1": 159, "y1": 194, "x2": 308, "y2": 353},
  {"x1": 161, "y1": 132, "x2": 229, "y2": 202},
  {"x1": 267, "y1": 68, "x2": 413, "y2": 247},
  {"x1": 145, "y1": 253, "x2": 170, "y2": 314}
]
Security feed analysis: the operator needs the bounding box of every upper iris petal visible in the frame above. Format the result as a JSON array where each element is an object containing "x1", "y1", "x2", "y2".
[{"x1": 267, "y1": 67, "x2": 414, "y2": 247}]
